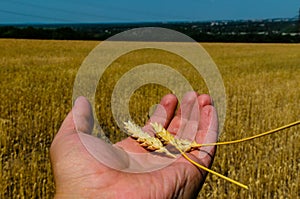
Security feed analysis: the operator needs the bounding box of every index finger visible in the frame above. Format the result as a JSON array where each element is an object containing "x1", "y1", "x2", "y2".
[{"x1": 143, "y1": 94, "x2": 178, "y2": 135}]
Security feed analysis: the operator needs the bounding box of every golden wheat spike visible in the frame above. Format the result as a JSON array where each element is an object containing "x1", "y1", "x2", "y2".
[
  {"x1": 124, "y1": 121, "x2": 176, "y2": 158},
  {"x1": 151, "y1": 122, "x2": 196, "y2": 152}
]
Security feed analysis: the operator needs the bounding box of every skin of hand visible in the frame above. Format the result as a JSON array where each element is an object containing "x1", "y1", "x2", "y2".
[{"x1": 50, "y1": 92, "x2": 218, "y2": 199}]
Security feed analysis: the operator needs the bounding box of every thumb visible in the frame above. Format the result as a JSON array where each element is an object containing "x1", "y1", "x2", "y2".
[
  {"x1": 51, "y1": 96, "x2": 94, "y2": 144},
  {"x1": 72, "y1": 96, "x2": 94, "y2": 134},
  {"x1": 50, "y1": 97, "x2": 96, "y2": 189}
]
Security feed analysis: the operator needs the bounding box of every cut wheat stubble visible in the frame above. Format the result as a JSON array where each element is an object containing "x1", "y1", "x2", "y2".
[{"x1": 124, "y1": 120, "x2": 300, "y2": 190}]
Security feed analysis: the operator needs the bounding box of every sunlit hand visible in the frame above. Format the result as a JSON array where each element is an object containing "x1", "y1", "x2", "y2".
[{"x1": 50, "y1": 92, "x2": 218, "y2": 199}]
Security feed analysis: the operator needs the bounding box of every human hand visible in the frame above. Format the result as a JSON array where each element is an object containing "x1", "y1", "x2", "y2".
[{"x1": 50, "y1": 92, "x2": 218, "y2": 199}]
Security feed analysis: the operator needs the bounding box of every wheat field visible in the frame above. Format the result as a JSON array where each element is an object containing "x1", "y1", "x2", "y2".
[{"x1": 0, "y1": 39, "x2": 299, "y2": 198}]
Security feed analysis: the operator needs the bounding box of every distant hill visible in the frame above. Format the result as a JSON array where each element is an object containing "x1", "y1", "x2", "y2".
[{"x1": 0, "y1": 18, "x2": 299, "y2": 42}]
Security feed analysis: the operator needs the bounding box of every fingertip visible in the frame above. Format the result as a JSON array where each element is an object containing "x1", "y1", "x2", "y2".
[
  {"x1": 198, "y1": 94, "x2": 213, "y2": 108},
  {"x1": 160, "y1": 93, "x2": 178, "y2": 109},
  {"x1": 183, "y1": 91, "x2": 199, "y2": 103},
  {"x1": 74, "y1": 96, "x2": 90, "y2": 108}
]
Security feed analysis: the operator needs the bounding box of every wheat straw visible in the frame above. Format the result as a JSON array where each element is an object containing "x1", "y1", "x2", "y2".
[{"x1": 193, "y1": 120, "x2": 300, "y2": 148}]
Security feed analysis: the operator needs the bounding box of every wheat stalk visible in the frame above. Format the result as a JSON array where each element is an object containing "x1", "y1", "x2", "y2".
[{"x1": 124, "y1": 120, "x2": 300, "y2": 190}]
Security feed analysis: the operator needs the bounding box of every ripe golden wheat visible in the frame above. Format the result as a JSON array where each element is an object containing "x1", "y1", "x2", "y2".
[{"x1": 1, "y1": 40, "x2": 299, "y2": 198}]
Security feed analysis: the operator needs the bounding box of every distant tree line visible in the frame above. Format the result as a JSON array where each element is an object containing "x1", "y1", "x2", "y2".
[
  {"x1": 0, "y1": 26, "x2": 99, "y2": 40},
  {"x1": 0, "y1": 19, "x2": 299, "y2": 43}
]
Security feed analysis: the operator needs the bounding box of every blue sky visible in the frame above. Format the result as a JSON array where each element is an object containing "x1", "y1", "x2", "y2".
[{"x1": 0, "y1": 0, "x2": 299, "y2": 24}]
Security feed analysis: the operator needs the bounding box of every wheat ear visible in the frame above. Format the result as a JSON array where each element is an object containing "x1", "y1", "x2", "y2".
[{"x1": 124, "y1": 121, "x2": 176, "y2": 158}]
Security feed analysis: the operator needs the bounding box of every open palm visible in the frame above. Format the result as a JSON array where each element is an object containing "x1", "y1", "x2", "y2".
[{"x1": 50, "y1": 92, "x2": 218, "y2": 199}]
